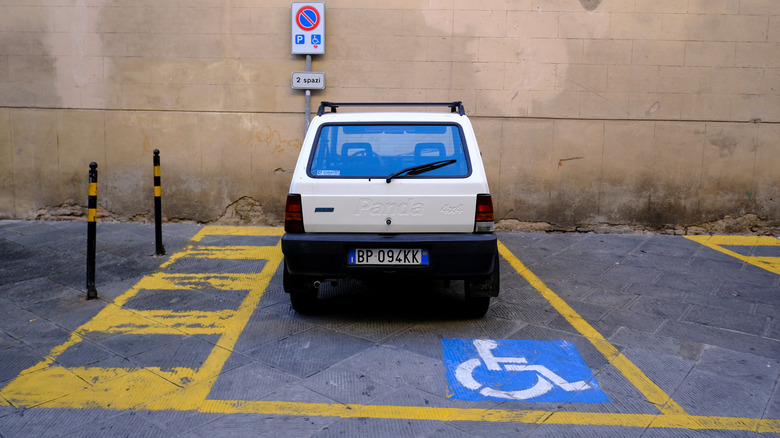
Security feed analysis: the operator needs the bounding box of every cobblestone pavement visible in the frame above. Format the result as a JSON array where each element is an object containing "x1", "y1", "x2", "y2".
[{"x1": 0, "y1": 220, "x2": 778, "y2": 437}]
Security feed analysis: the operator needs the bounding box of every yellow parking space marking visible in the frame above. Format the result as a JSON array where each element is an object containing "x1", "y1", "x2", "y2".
[
  {"x1": 0, "y1": 226, "x2": 283, "y2": 411},
  {"x1": 2, "y1": 227, "x2": 779, "y2": 434},
  {"x1": 190, "y1": 225, "x2": 285, "y2": 241},
  {"x1": 158, "y1": 225, "x2": 284, "y2": 270},
  {"x1": 690, "y1": 236, "x2": 780, "y2": 247},
  {"x1": 686, "y1": 235, "x2": 780, "y2": 275},
  {"x1": 167, "y1": 245, "x2": 280, "y2": 260},
  {"x1": 497, "y1": 241, "x2": 688, "y2": 416},
  {"x1": 197, "y1": 400, "x2": 779, "y2": 432},
  {"x1": 160, "y1": 246, "x2": 282, "y2": 269}
]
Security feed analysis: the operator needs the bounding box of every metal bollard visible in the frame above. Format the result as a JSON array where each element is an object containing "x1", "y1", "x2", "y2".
[
  {"x1": 86, "y1": 162, "x2": 98, "y2": 300},
  {"x1": 153, "y1": 149, "x2": 165, "y2": 256}
]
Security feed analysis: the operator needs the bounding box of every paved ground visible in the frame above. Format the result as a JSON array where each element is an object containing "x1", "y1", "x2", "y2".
[{"x1": 0, "y1": 220, "x2": 778, "y2": 437}]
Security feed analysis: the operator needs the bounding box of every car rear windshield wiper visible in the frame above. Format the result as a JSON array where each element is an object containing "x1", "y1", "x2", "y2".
[{"x1": 385, "y1": 159, "x2": 457, "y2": 183}]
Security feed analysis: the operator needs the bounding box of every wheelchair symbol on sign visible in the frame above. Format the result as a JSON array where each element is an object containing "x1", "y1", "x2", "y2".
[{"x1": 455, "y1": 339, "x2": 592, "y2": 400}]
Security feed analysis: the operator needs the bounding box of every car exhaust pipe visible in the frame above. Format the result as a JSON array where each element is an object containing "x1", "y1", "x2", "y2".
[{"x1": 313, "y1": 281, "x2": 321, "y2": 289}]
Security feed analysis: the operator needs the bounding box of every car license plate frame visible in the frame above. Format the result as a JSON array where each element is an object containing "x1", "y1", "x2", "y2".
[{"x1": 348, "y1": 248, "x2": 429, "y2": 266}]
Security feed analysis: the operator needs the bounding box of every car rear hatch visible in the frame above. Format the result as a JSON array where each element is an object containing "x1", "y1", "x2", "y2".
[
  {"x1": 297, "y1": 179, "x2": 484, "y2": 233},
  {"x1": 292, "y1": 118, "x2": 489, "y2": 233}
]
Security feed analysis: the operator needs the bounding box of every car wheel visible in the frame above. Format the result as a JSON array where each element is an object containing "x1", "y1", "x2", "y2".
[
  {"x1": 463, "y1": 253, "x2": 499, "y2": 318},
  {"x1": 283, "y1": 262, "x2": 318, "y2": 314}
]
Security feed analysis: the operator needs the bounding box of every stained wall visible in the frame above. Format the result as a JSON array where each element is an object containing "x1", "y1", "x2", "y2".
[{"x1": 1, "y1": 1, "x2": 778, "y2": 229}]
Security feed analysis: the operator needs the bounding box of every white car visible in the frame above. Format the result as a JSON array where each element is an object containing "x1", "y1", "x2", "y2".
[{"x1": 281, "y1": 102, "x2": 499, "y2": 317}]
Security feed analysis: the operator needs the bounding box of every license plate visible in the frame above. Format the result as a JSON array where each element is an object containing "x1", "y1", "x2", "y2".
[{"x1": 348, "y1": 248, "x2": 429, "y2": 266}]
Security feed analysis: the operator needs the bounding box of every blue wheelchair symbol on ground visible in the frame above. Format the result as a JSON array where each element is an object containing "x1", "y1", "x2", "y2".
[{"x1": 442, "y1": 339, "x2": 610, "y2": 403}]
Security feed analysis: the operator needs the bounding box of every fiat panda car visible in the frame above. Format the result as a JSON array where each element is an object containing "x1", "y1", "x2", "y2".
[{"x1": 281, "y1": 102, "x2": 498, "y2": 317}]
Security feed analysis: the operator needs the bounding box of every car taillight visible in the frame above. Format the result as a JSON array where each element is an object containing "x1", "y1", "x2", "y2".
[
  {"x1": 284, "y1": 194, "x2": 305, "y2": 233},
  {"x1": 475, "y1": 194, "x2": 494, "y2": 233}
]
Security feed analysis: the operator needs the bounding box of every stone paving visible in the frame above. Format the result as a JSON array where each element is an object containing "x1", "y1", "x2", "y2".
[{"x1": 0, "y1": 220, "x2": 778, "y2": 437}]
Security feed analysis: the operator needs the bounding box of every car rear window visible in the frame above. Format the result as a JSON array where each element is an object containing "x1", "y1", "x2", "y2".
[{"x1": 307, "y1": 123, "x2": 471, "y2": 179}]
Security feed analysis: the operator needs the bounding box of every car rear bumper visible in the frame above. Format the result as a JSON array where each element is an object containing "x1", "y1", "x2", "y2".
[{"x1": 282, "y1": 232, "x2": 497, "y2": 279}]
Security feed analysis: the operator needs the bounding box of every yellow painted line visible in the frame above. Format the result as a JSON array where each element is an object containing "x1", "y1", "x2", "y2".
[
  {"x1": 200, "y1": 399, "x2": 554, "y2": 423},
  {"x1": 686, "y1": 235, "x2": 780, "y2": 275},
  {"x1": 36, "y1": 367, "x2": 183, "y2": 410},
  {"x1": 160, "y1": 226, "x2": 282, "y2": 269},
  {"x1": 98, "y1": 310, "x2": 239, "y2": 335},
  {"x1": 167, "y1": 245, "x2": 281, "y2": 261},
  {"x1": 496, "y1": 241, "x2": 688, "y2": 416},
  {"x1": 156, "y1": 224, "x2": 283, "y2": 271},
  {"x1": 747, "y1": 256, "x2": 780, "y2": 274},
  {"x1": 652, "y1": 413, "x2": 780, "y2": 433},
  {"x1": 0, "y1": 226, "x2": 283, "y2": 411},
  {"x1": 190, "y1": 225, "x2": 285, "y2": 241},
  {"x1": 200, "y1": 400, "x2": 779, "y2": 432},
  {"x1": 3, "y1": 227, "x2": 779, "y2": 434},
  {"x1": 692, "y1": 236, "x2": 780, "y2": 246}
]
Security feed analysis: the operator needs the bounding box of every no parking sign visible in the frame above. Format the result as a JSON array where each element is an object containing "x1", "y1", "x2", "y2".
[{"x1": 291, "y1": 2, "x2": 325, "y2": 55}]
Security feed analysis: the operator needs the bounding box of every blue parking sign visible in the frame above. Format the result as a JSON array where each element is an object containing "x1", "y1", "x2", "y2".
[
  {"x1": 295, "y1": 34, "x2": 305, "y2": 44},
  {"x1": 442, "y1": 339, "x2": 610, "y2": 403}
]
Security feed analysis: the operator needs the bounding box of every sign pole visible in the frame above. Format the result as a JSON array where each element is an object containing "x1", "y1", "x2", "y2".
[
  {"x1": 291, "y1": 2, "x2": 325, "y2": 136},
  {"x1": 305, "y1": 55, "x2": 311, "y2": 134}
]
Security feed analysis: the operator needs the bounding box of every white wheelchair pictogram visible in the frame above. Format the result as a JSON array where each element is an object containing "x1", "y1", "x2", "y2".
[{"x1": 455, "y1": 339, "x2": 593, "y2": 400}]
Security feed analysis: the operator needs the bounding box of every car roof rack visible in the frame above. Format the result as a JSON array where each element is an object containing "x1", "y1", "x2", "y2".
[{"x1": 317, "y1": 101, "x2": 465, "y2": 116}]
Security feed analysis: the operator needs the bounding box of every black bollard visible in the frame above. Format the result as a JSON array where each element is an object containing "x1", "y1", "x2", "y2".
[
  {"x1": 153, "y1": 149, "x2": 165, "y2": 256},
  {"x1": 86, "y1": 162, "x2": 98, "y2": 300}
]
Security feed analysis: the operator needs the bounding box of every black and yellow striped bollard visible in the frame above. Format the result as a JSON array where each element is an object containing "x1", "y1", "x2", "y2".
[
  {"x1": 86, "y1": 162, "x2": 98, "y2": 299},
  {"x1": 153, "y1": 149, "x2": 165, "y2": 256}
]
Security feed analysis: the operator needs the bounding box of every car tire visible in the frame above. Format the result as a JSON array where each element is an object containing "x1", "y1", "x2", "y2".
[
  {"x1": 283, "y1": 262, "x2": 318, "y2": 314},
  {"x1": 463, "y1": 253, "x2": 499, "y2": 318}
]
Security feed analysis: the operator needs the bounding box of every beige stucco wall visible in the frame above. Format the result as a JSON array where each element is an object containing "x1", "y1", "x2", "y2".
[{"x1": 1, "y1": 0, "x2": 778, "y2": 231}]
